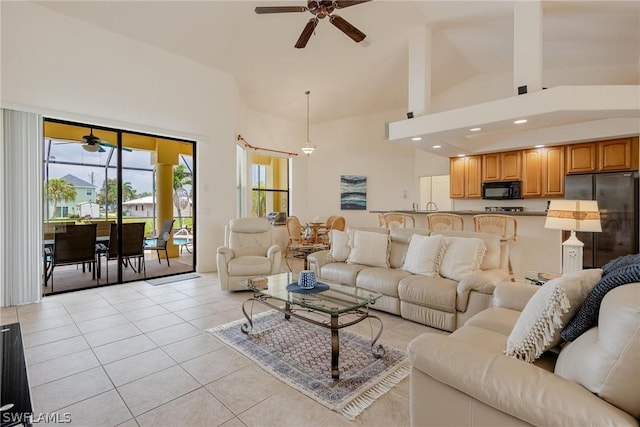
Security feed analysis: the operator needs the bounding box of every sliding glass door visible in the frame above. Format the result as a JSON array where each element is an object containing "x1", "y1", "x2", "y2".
[{"x1": 42, "y1": 119, "x2": 195, "y2": 294}]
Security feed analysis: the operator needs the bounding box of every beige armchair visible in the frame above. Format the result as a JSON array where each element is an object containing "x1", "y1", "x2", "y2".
[{"x1": 217, "y1": 217, "x2": 282, "y2": 290}]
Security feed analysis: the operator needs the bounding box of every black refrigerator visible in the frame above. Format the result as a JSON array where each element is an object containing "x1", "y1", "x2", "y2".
[{"x1": 564, "y1": 172, "x2": 639, "y2": 268}]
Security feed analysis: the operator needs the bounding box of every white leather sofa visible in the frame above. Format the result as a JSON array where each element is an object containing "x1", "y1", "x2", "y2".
[
  {"x1": 307, "y1": 227, "x2": 510, "y2": 331},
  {"x1": 408, "y1": 281, "x2": 640, "y2": 427},
  {"x1": 216, "y1": 217, "x2": 282, "y2": 291}
]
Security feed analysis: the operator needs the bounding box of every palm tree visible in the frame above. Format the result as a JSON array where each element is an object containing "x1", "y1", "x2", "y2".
[
  {"x1": 46, "y1": 178, "x2": 77, "y2": 219},
  {"x1": 97, "y1": 179, "x2": 137, "y2": 210},
  {"x1": 173, "y1": 164, "x2": 192, "y2": 228}
]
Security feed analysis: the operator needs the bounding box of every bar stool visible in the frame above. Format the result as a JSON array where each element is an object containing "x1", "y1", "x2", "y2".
[
  {"x1": 473, "y1": 214, "x2": 517, "y2": 279},
  {"x1": 383, "y1": 212, "x2": 415, "y2": 228},
  {"x1": 426, "y1": 213, "x2": 464, "y2": 231}
]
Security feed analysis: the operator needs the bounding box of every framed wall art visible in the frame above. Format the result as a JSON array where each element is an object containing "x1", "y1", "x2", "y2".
[{"x1": 340, "y1": 175, "x2": 367, "y2": 210}]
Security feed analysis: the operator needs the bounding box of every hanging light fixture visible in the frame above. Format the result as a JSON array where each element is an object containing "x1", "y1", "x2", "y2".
[{"x1": 301, "y1": 90, "x2": 316, "y2": 156}]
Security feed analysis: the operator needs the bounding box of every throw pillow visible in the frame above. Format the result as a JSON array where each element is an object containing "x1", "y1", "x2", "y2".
[
  {"x1": 561, "y1": 262, "x2": 640, "y2": 342},
  {"x1": 401, "y1": 234, "x2": 446, "y2": 277},
  {"x1": 346, "y1": 230, "x2": 390, "y2": 268},
  {"x1": 439, "y1": 237, "x2": 486, "y2": 281},
  {"x1": 505, "y1": 268, "x2": 602, "y2": 362},
  {"x1": 328, "y1": 230, "x2": 350, "y2": 262}
]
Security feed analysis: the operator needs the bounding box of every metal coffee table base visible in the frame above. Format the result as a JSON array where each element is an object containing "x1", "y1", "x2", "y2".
[{"x1": 240, "y1": 294, "x2": 385, "y2": 379}]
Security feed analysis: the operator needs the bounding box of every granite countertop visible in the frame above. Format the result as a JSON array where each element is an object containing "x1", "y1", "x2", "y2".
[{"x1": 370, "y1": 210, "x2": 547, "y2": 217}]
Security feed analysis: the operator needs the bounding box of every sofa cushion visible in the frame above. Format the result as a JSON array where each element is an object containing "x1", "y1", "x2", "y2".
[
  {"x1": 465, "y1": 307, "x2": 521, "y2": 336},
  {"x1": 505, "y1": 269, "x2": 602, "y2": 363},
  {"x1": 389, "y1": 227, "x2": 430, "y2": 269},
  {"x1": 355, "y1": 267, "x2": 411, "y2": 298},
  {"x1": 554, "y1": 283, "x2": 640, "y2": 418},
  {"x1": 398, "y1": 275, "x2": 457, "y2": 313},
  {"x1": 434, "y1": 230, "x2": 501, "y2": 270},
  {"x1": 439, "y1": 237, "x2": 486, "y2": 281},
  {"x1": 328, "y1": 230, "x2": 350, "y2": 262},
  {"x1": 319, "y1": 262, "x2": 366, "y2": 286},
  {"x1": 347, "y1": 230, "x2": 390, "y2": 267},
  {"x1": 401, "y1": 234, "x2": 446, "y2": 277}
]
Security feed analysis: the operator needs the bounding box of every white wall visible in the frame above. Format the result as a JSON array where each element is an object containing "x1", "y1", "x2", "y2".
[{"x1": 1, "y1": 1, "x2": 240, "y2": 272}]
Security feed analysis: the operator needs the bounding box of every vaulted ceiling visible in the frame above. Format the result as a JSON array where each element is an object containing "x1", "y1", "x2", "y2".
[{"x1": 37, "y1": 1, "x2": 639, "y2": 128}]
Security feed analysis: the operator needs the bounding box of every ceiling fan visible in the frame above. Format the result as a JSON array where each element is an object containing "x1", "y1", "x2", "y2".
[
  {"x1": 255, "y1": 0, "x2": 371, "y2": 48},
  {"x1": 80, "y1": 129, "x2": 131, "y2": 153}
]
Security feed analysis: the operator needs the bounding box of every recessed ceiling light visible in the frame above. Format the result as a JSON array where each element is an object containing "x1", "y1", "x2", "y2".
[
  {"x1": 457, "y1": 154, "x2": 465, "y2": 157},
  {"x1": 432, "y1": 145, "x2": 442, "y2": 149},
  {"x1": 411, "y1": 137, "x2": 422, "y2": 141},
  {"x1": 534, "y1": 144, "x2": 544, "y2": 148},
  {"x1": 514, "y1": 119, "x2": 528, "y2": 124},
  {"x1": 469, "y1": 127, "x2": 481, "y2": 132}
]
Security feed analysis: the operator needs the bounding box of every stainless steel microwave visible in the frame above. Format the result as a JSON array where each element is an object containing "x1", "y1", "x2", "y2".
[{"x1": 482, "y1": 181, "x2": 522, "y2": 200}]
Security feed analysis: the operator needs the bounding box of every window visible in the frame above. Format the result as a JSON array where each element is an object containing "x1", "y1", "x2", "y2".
[
  {"x1": 251, "y1": 154, "x2": 289, "y2": 218},
  {"x1": 86, "y1": 189, "x2": 93, "y2": 196}
]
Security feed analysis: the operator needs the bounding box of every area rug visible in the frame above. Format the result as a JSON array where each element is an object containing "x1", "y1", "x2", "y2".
[
  {"x1": 145, "y1": 273, "x2": 200, "y2": 286},
  {"x1": 207, "y1": 310, "x2": 410, "y2": 420}
]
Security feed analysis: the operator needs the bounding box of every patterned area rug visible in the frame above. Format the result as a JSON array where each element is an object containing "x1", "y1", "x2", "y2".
[{"x1": 207, "y1": 310, "x2": 410, "y2": 420}]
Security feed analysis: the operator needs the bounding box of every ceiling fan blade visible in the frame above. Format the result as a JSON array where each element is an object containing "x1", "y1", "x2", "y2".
[
  {"x1": 255, "y1": 6, "x2": 308, "y2": 14},
  {"x1": 98, "y1": 141, "x2": 132, "y2": 152},
  {"x1": 295, "y1": 18, "x2": 318, "y2": 49},
  {"x1": 329, "y1": 15, "x2": 366, "y2": 43},
  {"x1": 334, "y1": 0, "x2": 371, "y2": 9}
]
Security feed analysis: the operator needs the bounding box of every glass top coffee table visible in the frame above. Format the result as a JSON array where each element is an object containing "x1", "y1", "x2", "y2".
[{"x1": 239, "y1": 272, "x2": 384, "y2": 379}]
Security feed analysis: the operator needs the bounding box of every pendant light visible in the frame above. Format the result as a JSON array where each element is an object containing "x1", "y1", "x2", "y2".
[{"x1": 301, "y1": 90, "x2": 316, "y2": 156}]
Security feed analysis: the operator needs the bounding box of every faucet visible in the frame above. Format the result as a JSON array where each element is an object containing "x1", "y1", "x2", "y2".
[{"x1": 425, "y1": 201, "x2": 438, "y2": 212}]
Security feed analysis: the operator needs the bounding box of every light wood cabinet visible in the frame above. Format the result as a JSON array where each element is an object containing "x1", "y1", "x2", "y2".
[
  {"x1": 522, "y1": 146, "x2": 565, "y2": 197},
  {"x1": 598, "y1": 138, "x2": 639, "y2": 171},
  {"x1": 567, "y1": 138, "x2": 638, "y2": 174},
  {"x1": 450, "y1": 155, "x2": 482, "y2": 198},
  {"x1": 566, "y1": 143, "x2": 597, "y2": 174},
  {"x1": 482, "y1": 151, "x2": 521, "y2": 182}
]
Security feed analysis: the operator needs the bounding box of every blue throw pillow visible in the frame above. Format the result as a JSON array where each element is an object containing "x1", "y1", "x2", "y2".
[
  {"x1": 602, "y1": 253, "x2": 640, "y2": 277},
  {"x1": 561, "y1": 260, "x2": 640, "y2": 342}
]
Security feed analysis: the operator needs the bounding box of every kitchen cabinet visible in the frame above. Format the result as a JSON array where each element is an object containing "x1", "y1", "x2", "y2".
[
  {"x1": 567, "y1": 138, "x2": 638, "y2": 174},
  {"x1": 482, "y1": 151, "x2": 521, "y2": 182},
  {"x1": 450, "y1": 155, "x2": 481, "y2": 198},
  {"x1": 522, "y1": 146, "x2": 565, "y2": 197},
  {"x1": 598, "y1": 138, "x2": 639, "y2": 171}
]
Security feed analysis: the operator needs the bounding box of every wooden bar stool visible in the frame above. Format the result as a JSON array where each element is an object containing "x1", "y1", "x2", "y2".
[
  {"x1": 426, "y1": 213, "x2": 464, "y2": 231},
  {"x1": 383, "y1": 212, "x2": 415, "y2": 228}
]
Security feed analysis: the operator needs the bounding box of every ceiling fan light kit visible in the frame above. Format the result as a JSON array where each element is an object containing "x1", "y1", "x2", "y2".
[
  {"x1": 256, "y1": 0, "x2": 371, "y2": 48},
  {"x1": 82, "y1": 143, "x2": 101, "y2": 153}
]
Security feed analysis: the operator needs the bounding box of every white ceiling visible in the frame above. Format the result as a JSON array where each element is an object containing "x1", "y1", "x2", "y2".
[{"x1": 37, "y1": 0, "x2": 640, "y2": 129}]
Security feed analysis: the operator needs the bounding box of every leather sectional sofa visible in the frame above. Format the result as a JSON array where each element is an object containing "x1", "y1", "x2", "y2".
[
  {"x1": 307, "y1": 227, "x2": 510, "y2": 332},
  {"x1": 408, "y1": 280, "x2": 640, "y2": 426}
]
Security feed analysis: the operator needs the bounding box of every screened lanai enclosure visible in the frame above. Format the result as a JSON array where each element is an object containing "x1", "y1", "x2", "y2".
[{"x1": 42, "y1": 119, "x2": 195, "y2": 294}]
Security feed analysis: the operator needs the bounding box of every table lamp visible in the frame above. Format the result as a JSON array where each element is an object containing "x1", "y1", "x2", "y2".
[{"x1": 544, "y1": 200, "x2": 602, "y2": 274}]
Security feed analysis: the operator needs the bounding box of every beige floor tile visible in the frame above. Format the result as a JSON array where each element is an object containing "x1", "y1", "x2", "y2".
[
  {"x1": 132, "y1": 312, "x2": 184, "y2": 333},
  {"x1": 92, "y1": 334, "x2": 158, "y2": 365},
  {"x1": 205, "y1": 364, "x2": 285, "y2": 414},
  {"x1": 220, "y1": 417, "x2": 248, "y2": 427},
  {"x1": 17, "y1": 305, "x2": 69, "y2": 321},
  {"x1": 100, "y1": 290, "x2": 146, "y2": 305},
  {"x1": 52, "y1": 389, "x2": 133, "y2": 427},
  {"x1": 145, "y1": 321, "x2": 200, "y2": 346},
  {"x1": 347, "y1": 386, "x2": 410, "y2": 427},
  {"x1": 25, "y1": 335, "x2": 89, "y2": 365},
  {"x1": 179, "y1": 286, "x2": 217, "y2": 298},
  {"x1": 115, "y1": 419, "x2": 139, "y2": 427},
  {"x1": 136, "y1": 387, "x2": 234, "y2": 427},
  {"x1": 137, "y1": 286, "x2": 178, "y2": 297},
  {"x1": 64, "y1": 298, "x2": 111, "y2": 314},
  {"x1": 15, "y1": 300, "x2": 63, "y2": 315},
  {"x1": 117, "y1": 365, "x2": 200, "y2": 416},
  {"x1": 84, "y1": 323, "x2": 142, "y2": 347},
  {"x1": 173, "y1": 303, "x2": 221, "y2": 321},
  {"x1": 160, "y1": 297, "x2": 205, "y2": 312},
  {"x1": 1, "y1": 312, "x2": 18, "y2": 324},
  {"x1": 29, "y1": 349, "x2": 101, "y2": 387},
  {"x1": 161, "y1": 333, "x2": 224, "y2": 363},
  {"x1": 113, "y1": 297, "x2": 157, "y2": 313},
  {"x1": 70, "y1": 305, "x2": 120, "y2": 323},
  {"x1": 19, "y1": 313, "x2": 75, "y2": 334},
  {"x1": 76, "y1": 313, "x2": 132, "y2": 335},
  {"x1": 103, "y1": 348, "x2": 176, "y2": 386},
  {"x1": 181, "y1": 346, "x2": 252, "y2": 386},
  {"x1": 187, "y1": 309, "x2": 244, "y2": 331},
  {"x1": 31, "y1": 367, "x2": 113, "y2": 414},
  {"x1": 238, "y1": 386, "x2": 333, "y2": 427},
  {"x1": 149, "y1": 291, "x2": 190, "y2": 304},
  {"x1": 23, "y1": 324, "x2": 81, "y2": 348},
  {"x1": 122, "y1": 305, "x2": 169, "y2": 322}
]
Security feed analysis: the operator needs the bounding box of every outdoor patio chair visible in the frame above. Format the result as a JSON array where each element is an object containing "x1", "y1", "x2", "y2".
[
  {"x1": 45, "y1": 224, "x2": 98, "y2": 292},
  {"x1": 145, "y1": 219, "x2": 175, "y2": 267},
  {"x1": 102, "y1": 222, "x2": 147, "y2": 282}
]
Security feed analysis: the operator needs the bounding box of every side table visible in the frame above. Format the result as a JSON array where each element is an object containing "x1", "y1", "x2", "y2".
[{"x1": 525, "y1": 271, "x2": 561, "y2": 286}]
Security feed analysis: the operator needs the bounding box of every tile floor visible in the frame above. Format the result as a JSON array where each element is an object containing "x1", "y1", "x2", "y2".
[{"x1": 0, "y1": 272, "x2": 446, "y2": 427}]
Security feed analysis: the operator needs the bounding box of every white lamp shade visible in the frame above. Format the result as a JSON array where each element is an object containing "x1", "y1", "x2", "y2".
[{"x1": 545, "y1": 200, "x2": 602, "y2": 232}]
